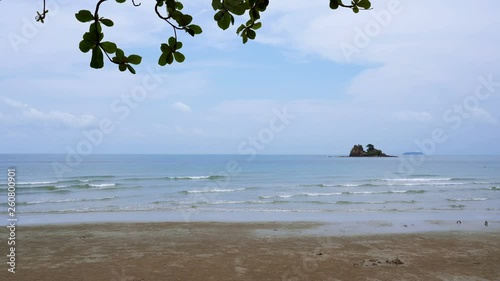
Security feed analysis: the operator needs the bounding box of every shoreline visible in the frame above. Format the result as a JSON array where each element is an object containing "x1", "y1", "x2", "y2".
[
  {"x1": 15, "y1": 210, "x2": 500, "y2": 236},
  {"x1": 1, "y1": 222, "x2": 499, "y2": 280}
]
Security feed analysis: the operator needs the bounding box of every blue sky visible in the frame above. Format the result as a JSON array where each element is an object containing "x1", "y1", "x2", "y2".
[{"x1": 1, "y1": 0, "x2": 499, "y2": 155}]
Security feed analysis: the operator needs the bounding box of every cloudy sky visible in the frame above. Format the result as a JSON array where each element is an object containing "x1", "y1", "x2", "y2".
[{"x1": 1, "y1": 0, "x2": 499, "y2": 154}]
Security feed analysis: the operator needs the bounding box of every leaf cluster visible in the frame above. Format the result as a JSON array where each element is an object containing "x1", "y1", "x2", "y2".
[
  {"x1": 211, "y1": 0, "x2": 268, "y2": 44},
  {"x1": 41, "y1": 0, "x2": 372, "y2": 73},
  {"x1": 329, "y1": 0, "x2": 371, "y2": 13},
  {"x1": 75, "y1": 2, "x2": 142, "y2": 74}
]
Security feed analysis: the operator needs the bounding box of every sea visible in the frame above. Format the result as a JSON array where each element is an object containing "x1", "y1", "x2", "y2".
[{"x1": 1, "y1": 154, "x2": 499, "y2": 233}]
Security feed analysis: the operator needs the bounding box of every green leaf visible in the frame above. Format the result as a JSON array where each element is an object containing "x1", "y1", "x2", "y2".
[
  {"x1": 250, "y1": 9, "x2": 260, "y2": 20},
  {"x1": 119, "y1": 63, "x2": 127, "y2": 71},
  {"x1": 188, "y1": 24, "x2": 202, "y2": 35},
  {"x1": 218, "y1": 12, "x2": 231, "y2": 30},
  {"x1": 252, "y1": 22, "x2": 262, "y2": 30},
  {"x1": 227, "y1": 4, "x2": 246, "y2": 16},
  {"x1": 256, "y1": 0, "x2": 269, "y2": 11},
  {"x1": 236, "y1": 24, "x2": 245, "y2": 35},
  {"x1": 100, "y1": 18, "x2": 114, "y2": 27},
  {"x1": 173, "y1": 52, "x2": 185, "y2": 63},
  {"x1": 90, "y1": 47, "x2": 104, "y2": 69},
  {"x1": 166, "y1": 53, "x2": 174, "y2": 64},
  {"x1": 89, "y1": 22, "x2": 102, "y2": 34},
  {"x1": 75, "y1": 10, "x2": 94, "y2": 23},
  {"x1": 158, "y1": 53, "x2": 167, "y2": 66},
  {"x1": 83, "y1": 32, "x2": 96, "y2": 42},
  {"x1": 127, "y1": 54, "x2": 142, "y2": 65},
  {"x1": 211, "y1": 0, "x2": 223, "y2": 10},
  {"x1": 160, "y1": 43, "x2": 171, "y2": 53},
  {"x1": 247, "y1": 29, "x2": 256, "y2": 40},
  {"x1": 214, "y1": 10, "x2": 225, "y2": 21},
  {"x1": 170, "y1": 10, "x2": 183, "y2": 21},
  {"x1": 357, "y1": 0, "x2": 371, "y2": 9},
  {"x1": 100, "y1": 41, "x2": 117, "y2": 53},
  {"x1": 168, "y1": 36, "x2": 177, "y2": 47},
  {"x1": 127, "y1": 64, "x2": 136, "y2": 74},
  {"x1": 116, "y1": 0, "x2": 126, "y2": 3},
  {"x1": 175, "y1": 2, "x2": 183, "y2": 10},
  {"x1": 242, "y1": 31, "x2": 248, "y2": 44},
  {"x1": 178, "y1": 14, "x2": 192, "y2": 26},
  {"x1": 353, "y1": 6, "x2": 359, "y2": 13},
  {"x1": 329, "y1": 0, "x2": 339, "y2": 9},
  {"x1": 79, "y1": 40, "x2": 94, "y2": 53},
  {"x1": 115, "y1": 48, "x2": 125, "y2": 59}
]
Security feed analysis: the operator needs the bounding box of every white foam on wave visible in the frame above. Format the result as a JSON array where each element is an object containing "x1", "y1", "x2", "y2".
[
  {"x1": 87, "y1": 183, "x2": 116, "y2": 188},
  {"x1": 447, "y1": 198, "x2": 488, "y2": 202},
  {"x1": 321, "y1": 181, "x2": 465, "y2": 188},
  {"x1": 26, "y1": 196, "x2": 116, "y2": 205},
  {"x1": 168, "y1": 175, "x2": 225, "y2": 180},
  {"x1": 18, "y1": 181, "x2": 57, "y2": 185},
  {"x1": 388, "y1": 182, "x2": 465, "y2": 186},
  {"x1": 347, "y1": 191, "x2": 381, "y2": 194},
  {"x1": 301, "y1": 192, "x2": 343, "y2": 197},
  {"x1": 173, "y1": 176, "x2": 210, "y2": 179},
  {"x1": 187, "y1": 188, "x2": 245, "y2": 193},
  {"x1": 260, "y1": 195, "x2": 294, "y2": 199},
  {"x1": 335, "y1": 184, "x2": 361, "y2": 187},
  {"x1": 381, "y1": 178, "x2": 452, "y2": 182},
  {"x1": 206, "y1": 200, "x2": 248, "y2": 205}
]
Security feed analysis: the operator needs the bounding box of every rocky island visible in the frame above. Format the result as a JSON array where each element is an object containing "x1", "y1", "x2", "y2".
[{"x1": 349, "y1": 144, "x2": 395, "y2": 157}]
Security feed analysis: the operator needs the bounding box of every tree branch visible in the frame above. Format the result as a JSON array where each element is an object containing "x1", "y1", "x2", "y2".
[{"x1": 36, "y1": 0, "x2": 49, "y2": 23}]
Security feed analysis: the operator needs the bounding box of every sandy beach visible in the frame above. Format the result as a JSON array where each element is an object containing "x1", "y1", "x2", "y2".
[{"x1": 1, "y1": 222, "x2": 499, "y2": 281}]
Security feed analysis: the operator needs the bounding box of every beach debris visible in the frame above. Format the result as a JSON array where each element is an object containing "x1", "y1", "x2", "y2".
[
  {"x1": 394, "y1": 258, "x2": 404, "y2": 265},
  {"x1": 485, "y1": 221, "x2": 488, "y2": 226},
  {"x1": 385, "y1": 258, "x2": 404, "y2": 265},
  {"x1": 359, "y1": 258, "x2": 404, "y2": 267},
  {"x1": 456, "y1": 220, "x2": 462, "y2": 224}
]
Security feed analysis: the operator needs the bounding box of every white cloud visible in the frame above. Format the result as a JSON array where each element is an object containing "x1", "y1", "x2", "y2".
[
  {"x1": 470, "y1": 107, "x2": 497, "y2": 124},
  {"x1": 172, "y1": 101, "x2": 192, "y2": 113},
  {"x1": 0, "y1": 98, "x2": 97, "y2": 129},
  {"x1": 259, "y1": 0, "x2": 500, "y2": 107}
]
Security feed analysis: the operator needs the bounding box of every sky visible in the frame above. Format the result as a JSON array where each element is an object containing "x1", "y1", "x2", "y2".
[{"x1": 1, "y1": 0, "x2": 499, "y2": 155}]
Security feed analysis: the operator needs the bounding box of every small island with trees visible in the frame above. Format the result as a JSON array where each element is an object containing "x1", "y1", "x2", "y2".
[{"x1": 348, "y1": 144, "x2": 395, "y2": 157}]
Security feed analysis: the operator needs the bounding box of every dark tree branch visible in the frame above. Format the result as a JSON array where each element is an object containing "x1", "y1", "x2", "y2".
[
  {"x1": 93, "y1": 0, "x2": 119, "y2": 65},
  {"x1": 36, "y1": 0, "x2": 49, "y2": 23},
  {"x1": 154, "y1": 3, "x2": 184, "y2": 47}
]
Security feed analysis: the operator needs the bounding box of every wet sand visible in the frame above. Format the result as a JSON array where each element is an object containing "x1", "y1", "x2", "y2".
[{"x1": 1, "y1": 222, "x2": 499, "y2": 280}]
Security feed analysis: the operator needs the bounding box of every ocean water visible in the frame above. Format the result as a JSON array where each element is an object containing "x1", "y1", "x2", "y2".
[{"x1": 1, "y1": 154, "x2": 499, "y2": 229}]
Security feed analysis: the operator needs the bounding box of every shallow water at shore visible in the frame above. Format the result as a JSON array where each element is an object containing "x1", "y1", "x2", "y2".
[{"x1": 1, "y1": 154, "x2": 499, "y2": 231}]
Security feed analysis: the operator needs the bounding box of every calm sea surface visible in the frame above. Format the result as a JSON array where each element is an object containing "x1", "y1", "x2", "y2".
[{"x1": 1, "y1": 154, "x2": 499, "y2": 229}]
